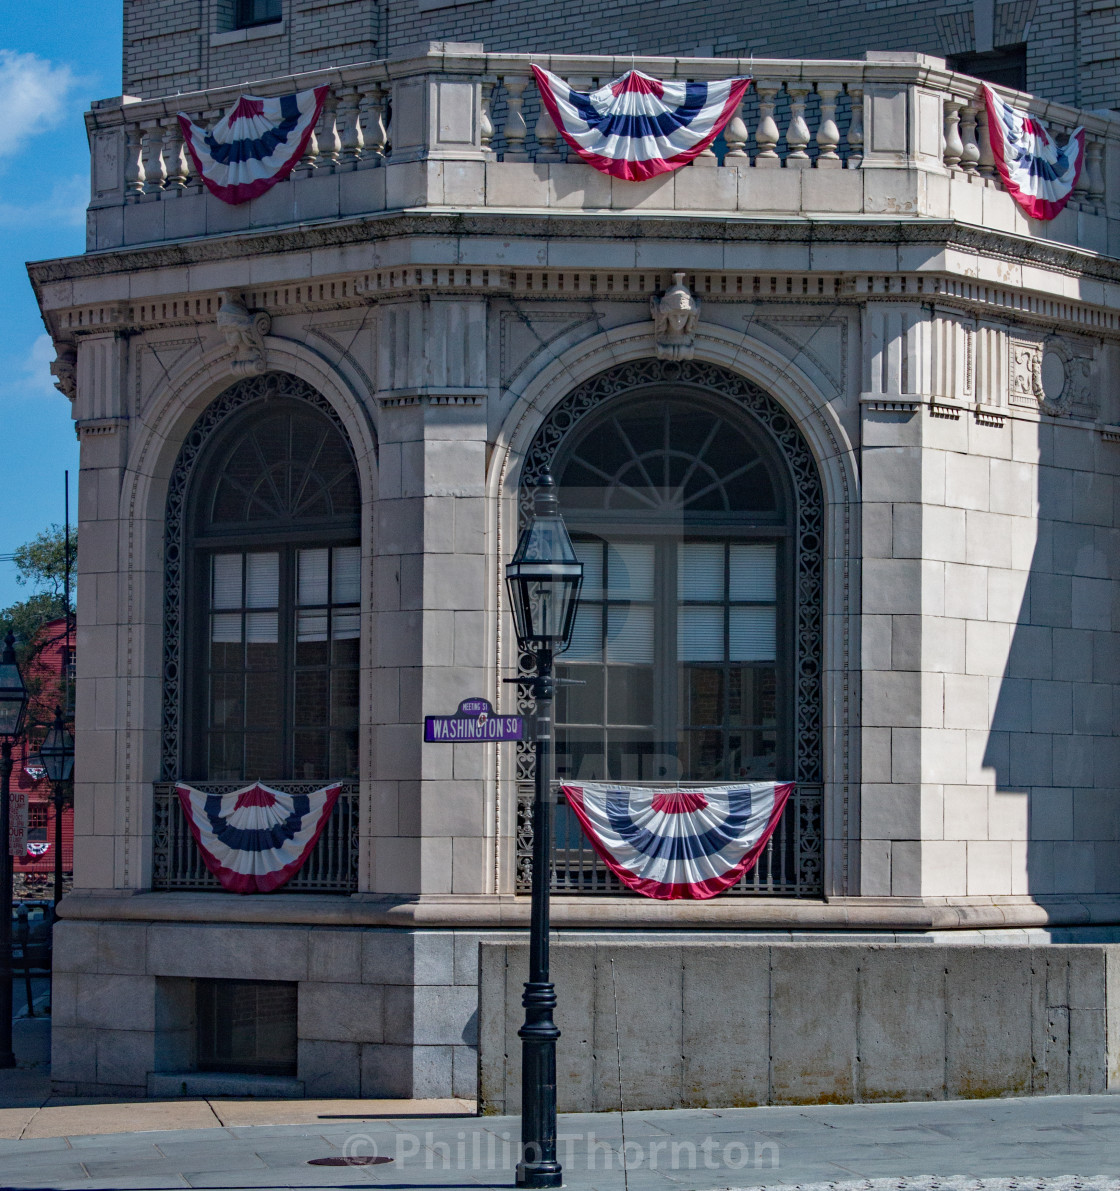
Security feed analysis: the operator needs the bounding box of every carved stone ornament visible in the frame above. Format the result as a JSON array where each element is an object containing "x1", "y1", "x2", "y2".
[
  {"x1": 217, "y1": 291, "x2": 271, "y2": 377},
  {"x1": 650, "y1": 272, "x2": 700, "y2": 361},
  {"x1": 50, "y1": 344, "x2": 77, "y2": 401},
  {"x1": 1008, "y1": 337, "x2": 1044, "y2": 410},
  {"x1": 1038, "y1": 336, "x2": 1093, "y2": 417},
  {"x1": 1009, "y1": 334, "x2": 1093, "y2": 417}
]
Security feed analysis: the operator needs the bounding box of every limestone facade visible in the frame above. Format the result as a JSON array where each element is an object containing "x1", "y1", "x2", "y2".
[{"x1": 28, "y1": 43, "x2": 1120, "y2": 1098}]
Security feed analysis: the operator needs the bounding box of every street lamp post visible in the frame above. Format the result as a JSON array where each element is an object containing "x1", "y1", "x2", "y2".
[
  {"x1": 0, "y1": 631, "x2": 30, "y2": 1068},
  {"x1": 505, "y1": 472, "x2": 583, "y2": 1190},
  {"x1": 33, "y1": 707, "x2": 74, "y2": 908}
]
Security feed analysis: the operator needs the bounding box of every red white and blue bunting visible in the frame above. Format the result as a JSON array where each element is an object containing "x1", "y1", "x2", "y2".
[
  {"x1": 178, "y1": 87, "x2": 328, "y2": 205},
  {"x1": 175, "y1": 781, "x2": 341, "y2": 893},
  {"x1": 561, "y1": 781, "x2": 793, "y2": 900},
  {"x1": 983, "y1": 85, "x2": 1085, "y2": 221},
  {"x1": 532, "y1": 66, "x2": 751, "y2": 181}
]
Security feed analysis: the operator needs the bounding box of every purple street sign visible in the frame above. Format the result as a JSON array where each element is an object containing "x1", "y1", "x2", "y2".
[{"x1": 424, "y1": 697, "x2": 525, "y2": 743}]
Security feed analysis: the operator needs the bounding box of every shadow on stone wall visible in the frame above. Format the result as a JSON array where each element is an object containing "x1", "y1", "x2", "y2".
[{"x1": 982, "y1": 414, "x2": 1120, "y2": 903}]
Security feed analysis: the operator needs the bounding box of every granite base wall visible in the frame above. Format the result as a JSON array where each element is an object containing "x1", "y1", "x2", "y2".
[
  {"x1": 50, "y1": 920, "x2": 499, "y2": 1099},
  {"x1": 478, "y1": 941, "x2": 1120, "y2": 1112}
]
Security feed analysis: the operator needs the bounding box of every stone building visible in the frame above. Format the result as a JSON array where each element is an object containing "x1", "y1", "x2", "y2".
[{"x1": 26, "y1": 0, "x2": 1120, "y2": 1099}]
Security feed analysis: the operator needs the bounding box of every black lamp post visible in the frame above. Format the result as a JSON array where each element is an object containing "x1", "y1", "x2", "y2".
[
  {"x1": 505, "y1": 472, "x2": 583, "y2": 1189},
  {"x1": 34, "y1": 707, "x2": 74, "y2": 908},
  {"x1": 0, "y1": 631, "x2": 29, "y2": 1068}
]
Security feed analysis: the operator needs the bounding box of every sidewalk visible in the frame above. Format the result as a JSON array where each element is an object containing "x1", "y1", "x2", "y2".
[
  {"x1": 2, "y1": 1025, "x2": 1120, "y2": 1190},
  {"x1": 1, "y1": 1088, "x2": 1120, "y2": 1189}
]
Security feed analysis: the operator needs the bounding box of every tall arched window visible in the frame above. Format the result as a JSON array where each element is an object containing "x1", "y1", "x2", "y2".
[
  {"x1": 552, "y1": 392, "x2": 794, "y2": 784},
  {"x1": 176, "y1": 390, "x2": 361, "y2": 782}
]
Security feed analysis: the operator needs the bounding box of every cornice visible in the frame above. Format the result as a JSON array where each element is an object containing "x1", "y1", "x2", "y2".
[
  {"x1": 26, "y1": 210, "x2": 1120, "y2": 290},
  {"x1": 58, "y1": 890, "x2": 1120, "y2": 931}
]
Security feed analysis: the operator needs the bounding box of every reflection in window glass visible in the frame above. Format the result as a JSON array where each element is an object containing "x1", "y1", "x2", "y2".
[
  {"x1": 204, "y1": 546, "x2": 359, "y2": 781},
  {"x1": 553, "y1": 399, "x2": 788, "y2": 785}
]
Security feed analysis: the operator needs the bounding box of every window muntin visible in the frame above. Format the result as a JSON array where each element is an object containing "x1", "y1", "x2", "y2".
[
  {"x1": 204, "y1": 546, "x2": 360, "y2": 781},
  {"x1": 553, "y1": 396, "x2": 791, "y2": 785},
  {"x1": 185, "y1": 398, "x2": 361, "y2": 783}
]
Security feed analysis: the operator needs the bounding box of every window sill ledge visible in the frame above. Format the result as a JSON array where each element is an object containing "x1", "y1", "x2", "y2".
[{"x1": 211, "y1": 21, "x2": 285, "y2": 48}]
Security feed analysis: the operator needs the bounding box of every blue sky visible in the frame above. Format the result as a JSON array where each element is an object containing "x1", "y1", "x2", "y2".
[{"x1": 0, "y1": 3, "x2": 122, "y2": 607}]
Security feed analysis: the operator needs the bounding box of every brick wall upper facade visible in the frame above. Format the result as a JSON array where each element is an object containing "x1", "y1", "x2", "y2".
[{"x1": 122, "y1": 0, "x2": 1120, "y2": 109}]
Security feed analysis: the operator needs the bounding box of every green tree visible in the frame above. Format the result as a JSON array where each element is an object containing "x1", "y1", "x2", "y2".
[{"x1": 0, "y1": 525, "x2": 77, "y2": 654}]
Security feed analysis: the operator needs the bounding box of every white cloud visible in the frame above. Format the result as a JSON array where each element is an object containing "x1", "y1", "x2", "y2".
[
  {"x1": 0, "y1": 173, "x2": 87, "y2": 230},
  {"x1": 0, "y1": 334, "x2": 63, "y2": 405},
  {"x1": 0, "y1": 50, "x2": 77, "y2": 165}
]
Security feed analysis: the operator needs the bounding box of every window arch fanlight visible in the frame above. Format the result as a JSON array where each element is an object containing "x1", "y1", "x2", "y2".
[
  {"x1": 161, "y1": 372, "x2": 362, "y2": 784},
  {"x1": 515, "y1": 359, "x2": 824, "y2": 897}
]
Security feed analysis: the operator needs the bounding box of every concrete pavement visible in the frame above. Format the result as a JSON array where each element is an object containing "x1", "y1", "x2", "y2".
[
  {"x1": 0, "y1": 1094, "x2": 1118, "y2": 1189},
  {"x1": 2, "y1": 1016, "x2": 1120, "y2": 1190}
]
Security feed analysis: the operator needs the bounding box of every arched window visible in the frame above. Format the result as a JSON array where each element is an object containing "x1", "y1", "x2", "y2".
[
  {"x1": 552, "y1": 393, "x2": 794, "y2": 784},
  {"x1": 177, "y1": 391, "x2": 361, "y2": 782}
]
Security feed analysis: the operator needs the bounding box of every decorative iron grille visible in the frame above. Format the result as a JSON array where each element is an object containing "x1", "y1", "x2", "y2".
[
  {"x1": 160, "y1": 372, "x2": 354, "y2": 783},
  {"x1": 514, "y1": 359, "x2": 825, "y2": 898},
  {"x1": 152, "y1": 782, "x2": 359, "y2": 893},
  {"x1": 515, "y1": 782, "x2": 822, "y2": 896}
]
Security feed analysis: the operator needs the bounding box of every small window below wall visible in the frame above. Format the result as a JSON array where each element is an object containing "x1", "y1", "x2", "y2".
[
  {"x1": 197, "y1": 979, "x2": 297, "y2": 1076},
  {"x1": 235, "y1": 0, "x2": 282, "y2": 28}
]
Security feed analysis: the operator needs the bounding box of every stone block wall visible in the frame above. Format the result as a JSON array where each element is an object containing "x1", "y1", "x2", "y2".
[
  {"x1": 859, "y1": 307, "x2": 1120, "y2": 900},
  {"x1": 478, "y1": 941, "x2": 1120, "y2": 1112},
  {"x1": 50, "y1": 919, "x2": 504, "y2": 1098}
]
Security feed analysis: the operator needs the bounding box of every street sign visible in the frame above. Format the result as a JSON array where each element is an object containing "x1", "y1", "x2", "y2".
[{"x1": 424, "y1": 697, "x2": 524, "y2": 743}]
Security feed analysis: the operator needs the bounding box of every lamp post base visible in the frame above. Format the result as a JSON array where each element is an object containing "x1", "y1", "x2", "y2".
[{"x1": 515, "y1": 1161, "x2": 564, "y2": 1188}]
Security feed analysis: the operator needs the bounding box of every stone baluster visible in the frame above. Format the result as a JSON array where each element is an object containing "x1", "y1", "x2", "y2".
[
  {"x1": 753, "y1": 80, "x2": 781, "y2": 167},
  {"x1": 960, "y1": 101, "x2": 980, "y2": 173},
  {"x1": 124, "y1": 122, "x2": 145, "y2": 196},
  {"x1": 163, "y1": 117, "x2": 189, "y2": 190},
  {"x1": 943, "y1": 99, "x2": 963, "y2": 169},
  {"x1": 298, "y1": 105, "x2": 321, "y2": 170},
  {"x1": 693, "y1": 76, "x2": 719, "y2": 167},
  {"x1": 337, "y1": 86, "x2": 364, "y2": 166},
  {"x1": 534, "y1": 90, "x2": 561, "y2": 162},
  {"x1": 142, "y1": 119, "x2": 167, "y2": 193},
  {"x1": 976, "y1": 103, "x2": 996, "y2": 178},
  {"x1": 786, "y1": 84, "x2": 811, "y2": 166},
  {"x1": 480, "y1": 75, "x2": 496, "y2": 155},
  {"x1": 502, "y1": 74, "x2": 530, "y2": 161},
  {"x1": 1072, "y1": 130, "x2": 1091, "y2": 204},
  {"x1": 318, "y1": 92, "x2": 341, "y2": 166},
  {"x1": 723, "y1": 94, "x2": 749, "y2": 160},
  {"x1": 845, "y1": 84, "x2": 863, "y2": 168},
  {"x1": 1086, "y1": 138, "x2": 1105, "y2": 207},
  {"x1": 361, "y1": 83, "x2": 389, "y2": 161},
  {"x1": 814, "y1": 82, "x2": 841, "y2": 168}
]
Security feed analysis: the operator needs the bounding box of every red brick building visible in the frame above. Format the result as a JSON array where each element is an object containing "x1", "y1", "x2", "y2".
[{"x1": 12, "y1": 617, "x2": 73, "y2": 893}]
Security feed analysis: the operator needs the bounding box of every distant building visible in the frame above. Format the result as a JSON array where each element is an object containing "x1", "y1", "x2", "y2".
[
  {"x1": 12, "y1": 617, "x2": 74, "y2": 896},
  {"x1": 26, "y1": 0, "x2": 1120, "y2": 1101}
]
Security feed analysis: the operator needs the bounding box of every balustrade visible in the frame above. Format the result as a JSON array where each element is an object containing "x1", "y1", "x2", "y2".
[{"x1": 87, "y1": 51, "x2": 1116, "y2": 233}]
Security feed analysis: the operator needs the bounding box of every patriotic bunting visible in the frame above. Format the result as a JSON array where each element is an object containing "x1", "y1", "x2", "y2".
[
  {"x1": 175, "y1": 780, "x2": 341, "y2": 893},
  {"x1": 561, "y1": 781, "x2": 793, "y2": 900},
  {"x1": 178, "y1": 86, "x2": 328, "y2": 205},
  {"x1": 532, "y1": 65, "x2": 751, "y2": 181},
  {"x1": 983, "y1": 85, "x2": 1084, "y2": 221}
]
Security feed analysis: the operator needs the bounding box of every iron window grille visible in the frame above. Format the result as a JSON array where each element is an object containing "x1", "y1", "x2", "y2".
[
  {"x1": 152, "y1": 781, "x2": 359, "y2": 893},
  {"x1": 514, "y1": 360, "x2": 825, "y2": 898}
]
